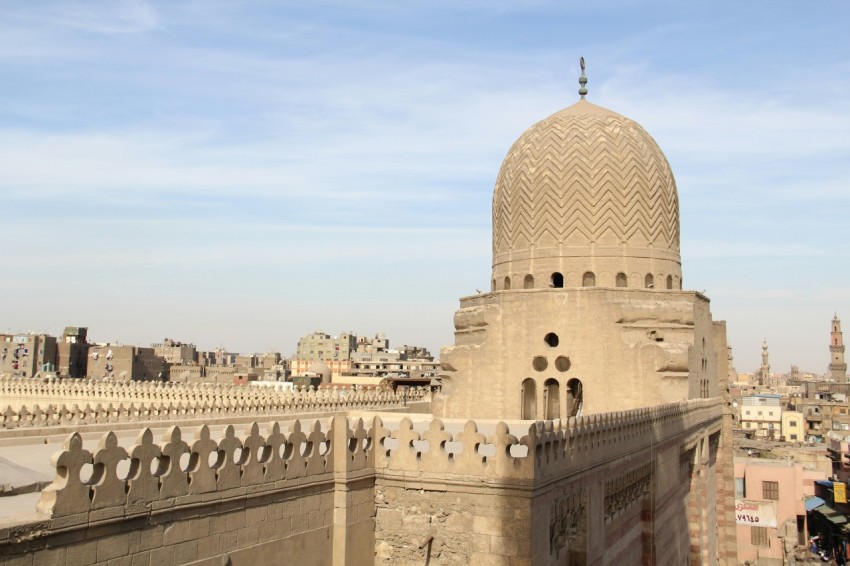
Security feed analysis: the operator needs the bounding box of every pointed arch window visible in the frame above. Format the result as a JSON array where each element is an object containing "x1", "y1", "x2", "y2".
[
  {"x1": 616, "y1": 272, "x2": 628, "y2": 287},
  {"x1": 521, "y1": 378, "x2": 537, "y2": 420},
  {"x1": 544, "y1": 378, "x2": 560, "y2": 420},
  {"x1": 551, "y1": 272, "x2": 564, "y2": 288}
]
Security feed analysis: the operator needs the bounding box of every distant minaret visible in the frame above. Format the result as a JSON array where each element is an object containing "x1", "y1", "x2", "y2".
[
  {"x1": 830, "y1": 314, "x2": 847, "y2": 382},
  {"x1": 758, "y1": 340, "x2": 770, "y2": 386}
]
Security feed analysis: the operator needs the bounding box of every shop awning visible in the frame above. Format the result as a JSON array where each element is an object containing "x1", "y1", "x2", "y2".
[
  {"x1": 813, "y1": 503, "x2": 849, "y2": 524},
  {"x1": 806, "y1": 496, "x2": 826, "y2": 512}
]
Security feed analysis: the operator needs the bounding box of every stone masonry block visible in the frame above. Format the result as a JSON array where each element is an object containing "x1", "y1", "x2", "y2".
[
  {"x1": 236, "y1": 526, "x2": 259, "y2": 549},
  {"x1": 274, "y1": 517, "x2": 291, "y2": 539},
  {"x1": 4, "y1": 554, "x2": 34, "y2": 566},
  {"x1": 245, "y1": 506, "x2": 266, "y2": 526},
  {"x1": 307, "y1": 510, "x2": 325, "y2": 531},
  {"x1": 106, "y1": 556, "x2": 133, "y2": 566},
  {"x1": 96, "y1": 533, "x2": 132, "y2": 562},
  {"x1": 472, "y1": 515, "x2": 503, "y2": 536},
  {"x1": 490, "y1": 536, "x2": 518, "y2": 556},
  {"x1": 126, "y1": 531, "x2": 141, "y2": 555},
  {"x1": 148, "y1": 546, "x2": 175, "y2": 566},
  {"x1": 163, "y1": 517, "x2": 209, "y2": 546},
  {"x1": 377, "y1": 507, "x2": 402, "y2": 525},
  {"x1": 446, "y1": 513, "x2": 473, "y2": 532},
  {"x1": 291, "y1": 515, "x2": 308, "y2": 535},
  {"x1": 138, "y1": 526, "x2": 163, "y2": 551},
  {"x1": 301, "y1": 495, "x2": 320, "y2": 513},
  {"x1": 225, "y1": 510, "x2": 247, "y2": 532},
  {"x1": 472, "y1": 534, "x2": 491, "y2": 553},
  {"x1": 470, "y1": 553, "x2": 510, "y2": 566},
  {"x1": 130, "y1": 551, "x2": 151, "y2": 566},
  {"x1": 266, "y1": 501, "x2": 284, "y2": 521},
  {"x1": 219, "y1": 531, "x2": 237, "y2": 552},
  {"x1": 64, "y1": 540, "x2": 98, "y2": 566},
  {"x1": 258, "y1": 521, "x2": 277, "y2": 543},
  {"x1": 33, "y1": 547, "x2": 66, "y2": 566},
  {"x1": 196, "y1": 535, "x2": 221, "y2": 560},
  {"x1": 172, "y1": 540, "x2": 198, "y2": 565}
]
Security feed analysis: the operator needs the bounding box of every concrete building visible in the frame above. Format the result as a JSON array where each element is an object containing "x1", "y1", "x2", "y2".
[
  {"x1": 56, "y1": 326, "x2": 89, "y2": 378},
  {"x1": 0, "y1": 332, "x2": 58, "y2": 378},
  {"x1": 739, "y1": 394, "x2": 782, "y2": 439},
  {"x1": 734, "y1": 458, "x2": 826, "y2": 565},
  {"x1": 338, "y1": 334, "x2": 440, "y2": 385},
  {"x1": 152, "y1": 338, "x2": 197, "y2": 365},
  {"x1": 87, "y1": 344, "x2": 168, "y2": 381},
  {"x1": 781, "y1": 410, "x2": 804, "y2": 442},
  {"x1": 290, "y1": 331, "x2": 357, "y2": 378}
]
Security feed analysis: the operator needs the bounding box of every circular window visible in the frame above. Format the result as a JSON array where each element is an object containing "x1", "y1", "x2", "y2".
[
  {"x1": 544, "y1": 333, "x2": 559, "y2": 347},
  {"x1": 555, "y1": 356, "x2": 571, "y2": 372},
  {"x1": 532, "y1": 356, "x2": 548, "y2": 371}
]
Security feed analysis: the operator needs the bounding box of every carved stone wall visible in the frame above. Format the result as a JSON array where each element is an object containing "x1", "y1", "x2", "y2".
[
  {"x1": 0, "y1": 399, "x2": 726, "y2": 566},
  {"x1": 438, "y1": 289, "x2": 715, "y2": 420}
]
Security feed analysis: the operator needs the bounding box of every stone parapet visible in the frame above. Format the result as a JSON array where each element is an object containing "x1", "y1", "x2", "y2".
[
  {"x1": 532, "y1": 397, "x2": 722, "y2": 482},
  {"x1": 0, "y1": 378, "x2": 427, "y2": 433},
  {"x1": 4, "y1": 398, "x2": 721, "y2": 522}
]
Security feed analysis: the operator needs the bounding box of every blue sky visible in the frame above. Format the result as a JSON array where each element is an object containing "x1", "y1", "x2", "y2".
[{"x1": 1, "y1": 1, "x2": 848, "y2": 373}]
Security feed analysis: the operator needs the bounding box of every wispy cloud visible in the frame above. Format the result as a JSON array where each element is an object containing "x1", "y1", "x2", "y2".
[{"x1": 48, "y1": 0, "x2": 160, "y2": 34}]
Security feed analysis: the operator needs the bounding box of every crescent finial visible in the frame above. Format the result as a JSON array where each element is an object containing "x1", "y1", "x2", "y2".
[{"x1": 578, "y1": 57, "x2": 588, "y2": 99}]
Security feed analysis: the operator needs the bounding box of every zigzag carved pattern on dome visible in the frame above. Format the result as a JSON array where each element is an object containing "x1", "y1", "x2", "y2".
[{"x1": 492, "y1": 111, "x2": 680, "y2": 255}]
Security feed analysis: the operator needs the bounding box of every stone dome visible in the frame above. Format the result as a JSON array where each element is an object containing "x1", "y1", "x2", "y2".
[
  {"x1": 306, "y1": 361, "x2": 331, "y2": 382},
  {"x1": 491, "y1": 98, "x2": 682, "y2": 291}
]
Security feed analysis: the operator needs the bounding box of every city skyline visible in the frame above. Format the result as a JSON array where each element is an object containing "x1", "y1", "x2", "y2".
[{"x1": 1, "y1": 1, "x2": 848, "y2": 373}]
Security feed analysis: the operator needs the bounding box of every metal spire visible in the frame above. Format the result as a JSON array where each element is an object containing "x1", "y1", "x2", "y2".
[{"x1": 578, "y1": 57, "x2": 588, "y2": 99}]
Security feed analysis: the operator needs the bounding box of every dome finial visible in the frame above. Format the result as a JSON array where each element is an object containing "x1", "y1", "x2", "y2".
[{"x1": 578, "y1": 57, "x2": 588, "y2": 99}]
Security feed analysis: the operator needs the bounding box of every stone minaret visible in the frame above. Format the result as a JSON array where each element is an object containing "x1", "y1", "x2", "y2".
[
  {"x1": 830, "y1": 314, "x2": 847, "y2": 382},
  {"x1": 758, "y1": 340, "x2": 770, "y2": 386}
]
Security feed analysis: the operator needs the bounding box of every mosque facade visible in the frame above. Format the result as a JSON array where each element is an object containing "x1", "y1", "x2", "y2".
[{"x1": 436, "y1": 62, "x2": 722, "y2": 420}]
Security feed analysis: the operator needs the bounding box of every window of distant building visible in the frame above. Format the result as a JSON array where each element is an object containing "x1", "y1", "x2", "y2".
[
  {"x1": 790, "y1": 434, "x2": 798, "y2": 440},
  {"x1": 751, "y1": 526, "x2": 768, "y2": 547},
  {"x1": 763, "y1": 481, "x2": 779, "y2": 500},
  {"x1": 789, "y1": 420, "x2": 797, "y2": 427}
]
